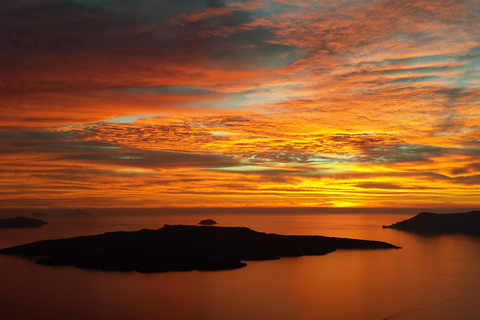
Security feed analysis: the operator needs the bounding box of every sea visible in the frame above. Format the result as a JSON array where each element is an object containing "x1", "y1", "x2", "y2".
[{"x1": 1, "y1": 210, "x2": 480, "y2": 320}]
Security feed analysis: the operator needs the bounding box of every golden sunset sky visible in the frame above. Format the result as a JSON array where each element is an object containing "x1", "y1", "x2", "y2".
[{"x1": 1, "y1": 0, "x2": 479, "y2": 209}]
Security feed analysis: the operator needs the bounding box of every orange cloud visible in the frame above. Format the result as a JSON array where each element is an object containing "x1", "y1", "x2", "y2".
[{"x1": 1, "y1": 0, "x2": 479, "y2": 208}]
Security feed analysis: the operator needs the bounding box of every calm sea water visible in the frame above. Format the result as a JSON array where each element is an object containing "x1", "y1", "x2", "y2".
[{"x1": 1, "y1": 212, "x2": 480, "y2": 320}]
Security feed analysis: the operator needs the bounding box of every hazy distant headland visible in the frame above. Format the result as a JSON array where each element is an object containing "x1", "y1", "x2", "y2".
[
  {"x1": 32, "y1": 211, "x2": 48, "y2": 217},
  {"x1": 0, "y1": 217, "x2": 47, "y2": 229},
  {"x1": 383, "y1": 211, "x2": 480, "y2": 235},
  {"x1": 0, "y1": 225, "x2": 399, "y2": 273},
  {"x1": 65, "y1": 209, "x2": 92, "y2": 216}
]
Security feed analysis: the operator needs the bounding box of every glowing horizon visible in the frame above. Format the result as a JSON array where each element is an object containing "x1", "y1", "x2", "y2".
[{"x1": 1, "y1": 0, "x2": 479, "y2": 209}]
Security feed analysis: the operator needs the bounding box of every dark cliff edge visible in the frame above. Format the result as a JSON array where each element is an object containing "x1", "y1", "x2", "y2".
[
  {"x1": 383, "y1": 211, "x2": 480, "y2": 235},
  {"x1": 0, "y1": 217, "x2": 47, "y2": 229},
  {"x1": 0, "y1": 225, "x2": 399, "y2": 273}
]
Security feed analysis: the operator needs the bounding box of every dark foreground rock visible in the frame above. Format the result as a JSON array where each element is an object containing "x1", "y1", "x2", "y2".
[
  {"x1": 0, "y1": 217, "x2": 47, "y2": 229},
  {"x1": 199, "y1": 219, "x2": 217, "y2": 225},
  {"x1": 0, "y1": 225, "x2": 399, "y2": 273},
  {"x1": 383, "y1": 211, "x2": 480, "y2": 235}
]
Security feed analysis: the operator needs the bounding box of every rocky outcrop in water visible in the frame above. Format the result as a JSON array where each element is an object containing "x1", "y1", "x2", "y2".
[{"x1": 198, "y1": 219, "x2": 217, "y2": 225}]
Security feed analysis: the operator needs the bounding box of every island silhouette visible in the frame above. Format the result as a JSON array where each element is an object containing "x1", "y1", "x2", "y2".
[
  {"x1": 66, "y1": 209, "x2": 92, "y2": 216},
  {"x1": 198, "y1": 219, "x2": 217, "y2": 225},
  {"x1": 32, "y1": 211, "x2": 48, "y2": 217},
  {"x1": 0, "y1": 217, "x2": 47, "y2": 228},
  {"x1": 383, "y1": 211, "x2": 480, "y2": 235},
  {"x1": 0, "y1": 225, "x2": 399, "y2": 273}
]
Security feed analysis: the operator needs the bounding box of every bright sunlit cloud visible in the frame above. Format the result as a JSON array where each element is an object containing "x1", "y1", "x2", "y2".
[{"x1": 1, "y1": 0, "x2": 479, "y2": 208}]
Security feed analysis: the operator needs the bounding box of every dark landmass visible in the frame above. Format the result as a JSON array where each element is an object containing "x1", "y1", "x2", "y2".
[
  {"x1": 66, "y1": 209, "x2": 92, "y2": 216},
  {"x1": 32, "y1": 211, "x2": 47, "y2": 217},
  {"x1": 0, "y1": 217, "x2": 47, "y2": 229},
  {"x1": 0, "y1": 225, "x2": 399, "y2": 273},
  {"x1": 383, "y1": 211, "x2": 480, "y2": 235},
  {"x1": 199, "y1": 219, "x2": 217, "y2": 225}
]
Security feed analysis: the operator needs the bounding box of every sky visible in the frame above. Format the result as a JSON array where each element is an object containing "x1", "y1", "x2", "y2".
[{"x1": 1, "y1": 0, "x2": 479, "y2": 209}]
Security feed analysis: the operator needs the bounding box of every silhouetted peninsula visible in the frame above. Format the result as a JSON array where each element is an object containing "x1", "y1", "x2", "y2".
[
  {"x1": 199, "y1": 219, "x2": 217, "y2": 225},
  {"x1": 66, "y1": 209, "x2": 92, "y2": 216},
  {"x1": 0, "y1": 225, "x2": 399, "y2": 273},
  {"x1": 383, "y1": 211, "x2": 480, "y2": 235},
  {"x1": 0, "y1": 217, "x2": 47, "y2": 228}
]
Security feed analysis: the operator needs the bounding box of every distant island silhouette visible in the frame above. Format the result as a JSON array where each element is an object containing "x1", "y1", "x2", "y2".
[
  {"x1": 383, "y1": 211, "x2": 480, "y2": 235},
  {"x1": 0, "y1": 225, "x2": 399, "y2": 273},
  {"x1": 66, "y1": 209, "x2": 92, "y2": 216},
  {"x1": 198, "y1": 219, "x2": 217, "y2": 225},
  {"x1": 32, "y1": 211, "x2": 47, "y2": 217},
  {"x1": 0, "y1": 217, "x2": 47, "y2": 228}
]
